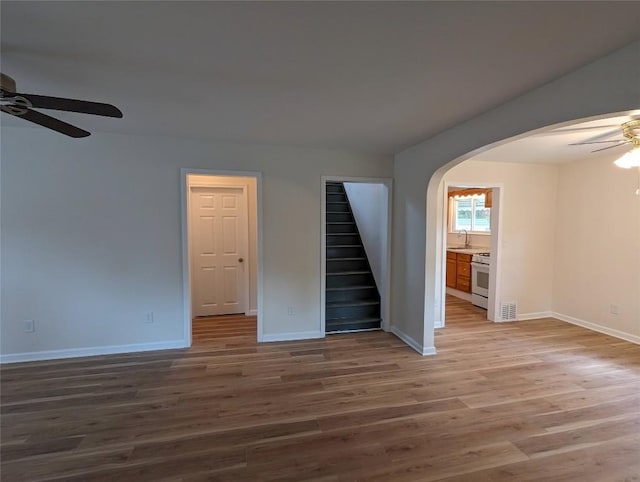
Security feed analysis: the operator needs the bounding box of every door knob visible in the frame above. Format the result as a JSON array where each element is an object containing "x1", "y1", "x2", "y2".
[{"x1": 238, "y1": 257, "x2": 244, "y2": 263}]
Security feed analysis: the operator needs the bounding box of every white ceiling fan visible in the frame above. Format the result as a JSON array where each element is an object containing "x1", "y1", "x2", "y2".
[
  {"x1": 569, "y1": 119, "x2": 640, "y2": 169},
  {"x1": 569, "y1": 118, "x2": 639, "y2": 151}
]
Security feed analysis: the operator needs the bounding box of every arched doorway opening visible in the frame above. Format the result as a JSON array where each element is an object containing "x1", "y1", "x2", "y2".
[{"x1": 425, "y1": 111, "x2": 639, "y2": 347}]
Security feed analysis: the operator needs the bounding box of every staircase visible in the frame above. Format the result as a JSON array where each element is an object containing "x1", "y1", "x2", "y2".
[{"x1": 325, "y1": 182, "x2": 381, "y2": 333}]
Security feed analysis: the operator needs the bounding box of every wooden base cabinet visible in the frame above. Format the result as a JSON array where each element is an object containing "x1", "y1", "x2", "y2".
[
  {"x1": 446, "y1": 252, "x2": 457, "y2": 288},
  {"x1": 446, "y1": 251, "x2": 471, "y2": 293}
]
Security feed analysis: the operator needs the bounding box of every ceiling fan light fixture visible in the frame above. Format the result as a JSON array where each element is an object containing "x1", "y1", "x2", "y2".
[{"x1": 613, "y1": 146, "x2": 640, "y2": 169}]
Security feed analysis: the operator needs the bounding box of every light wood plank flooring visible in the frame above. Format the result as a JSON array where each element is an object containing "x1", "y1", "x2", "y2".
[{"x1": 1, "y1": 297, "x2": 639, "y2": 481}]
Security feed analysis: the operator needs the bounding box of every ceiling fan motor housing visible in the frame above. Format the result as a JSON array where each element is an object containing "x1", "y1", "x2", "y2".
[
  {"x1": 0, "y1": 73, "x2": 17, "y2": 93},
  {"x1": 621, "y1": 119, "x2": 640, "y2": 147},
  {"x1": 1, "y1": 74, "x2": 32, "y2": 115}
]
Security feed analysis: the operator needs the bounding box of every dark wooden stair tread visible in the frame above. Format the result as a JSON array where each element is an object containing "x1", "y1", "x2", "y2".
[
  {"x1": 327, "y1": 257, "x2": 366, "y2": 261},
  {"x1": 326, "y1": 285, "x2": 376, "y2": 291},
  {"x1": 326, "y1": 270, "x2": 370, "y2": 276},
  {"x1": 325, "y1": 317, "x2": 382, "y2": 332},
  {"x1": 326, "y1": 317, "x2": 381, "y2": 323},
  {"x1": 326, "y1": 300, "x2": 380, "y2": 308}
]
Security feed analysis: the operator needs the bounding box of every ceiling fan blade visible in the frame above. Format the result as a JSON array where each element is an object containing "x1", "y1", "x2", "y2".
[
  {"x1": 549, "y1": 125, "x2": 620, "y2": 134},
  {"x1": 569, "y1": 140, "x2": 626, "y2": 145},
  {"x1": 591, "y1": 141, "x2": 631, "y2": 153},
  {"x1": 1, "y1": 106, "x2": 90, "y2": 138},
  {"x1": 535, "y1": 126, "x2": 620, "y2": 139},
  {"x1": 14, "y1": 92, "x2": 123, "y2": 118}
]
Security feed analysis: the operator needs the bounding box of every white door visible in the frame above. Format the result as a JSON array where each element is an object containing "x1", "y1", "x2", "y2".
[{"x1": 190, "y1": 186, "x2": 248, "y2": 316}]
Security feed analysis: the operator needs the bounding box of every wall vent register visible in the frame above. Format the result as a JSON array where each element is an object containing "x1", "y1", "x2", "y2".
[{"x1": 500, "y1": 301, "x2": 518, "y2": 321}]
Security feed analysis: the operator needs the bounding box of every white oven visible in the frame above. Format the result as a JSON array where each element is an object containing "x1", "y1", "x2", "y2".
[{"x1": 471, "y1": 253, "x2": 490, "y2": 309}]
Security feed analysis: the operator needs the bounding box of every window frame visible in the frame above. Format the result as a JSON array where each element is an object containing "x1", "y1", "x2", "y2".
[{"x1": 448, "y1": 193, "x2": 491, "y2": 235}]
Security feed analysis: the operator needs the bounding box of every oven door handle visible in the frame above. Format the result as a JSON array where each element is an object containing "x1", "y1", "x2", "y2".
[{"x1": 471, "y1": 262, "x2": 489, "y2": 269}]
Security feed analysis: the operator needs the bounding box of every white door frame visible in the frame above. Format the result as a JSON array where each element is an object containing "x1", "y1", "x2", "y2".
[
  {"x1": 320, "y1": 176, "x2": 393, "y2": 334},
  {"x1": 181, "y1": 168, "x2": 263, "y2": 346},
  {"x1": 437, "y1": 181, "x2": 504, "y2": 326}
]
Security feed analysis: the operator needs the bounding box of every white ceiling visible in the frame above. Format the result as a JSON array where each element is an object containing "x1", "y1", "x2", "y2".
[
  {"x1": 1, "y1": 2, "x2": 640, "y2": 155},
  {"x1": 472, "y1": 113, "x2": 640, "y2": 165}
]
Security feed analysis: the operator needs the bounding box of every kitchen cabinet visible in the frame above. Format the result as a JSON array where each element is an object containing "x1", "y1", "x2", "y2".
[
  {"x1": 446, "y1": 251, "x2": 472, "y2": 293},
  {"x1": 485, "y1": 189, "x2": 493, "y2": 208},
  {"x1": 446, "y1": 252, "x2": 457, "y2": 288}
]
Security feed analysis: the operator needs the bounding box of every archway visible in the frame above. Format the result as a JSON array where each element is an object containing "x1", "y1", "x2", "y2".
[{"x1": 422, "y1": 110, "x2": 639, "y2": 352}]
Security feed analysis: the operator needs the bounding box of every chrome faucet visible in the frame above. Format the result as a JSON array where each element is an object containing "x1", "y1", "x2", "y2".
[{"x1": 458, "y1": 229, "x2": 470, "y2": 249}]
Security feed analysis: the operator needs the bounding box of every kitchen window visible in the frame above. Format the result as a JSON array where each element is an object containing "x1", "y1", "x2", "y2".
[{"x1": 450, "y1": 193, "x2": 491, "y2": 233}]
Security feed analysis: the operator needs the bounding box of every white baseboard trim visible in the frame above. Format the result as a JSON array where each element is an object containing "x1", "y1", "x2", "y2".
[
  {"x1": 261, "y1": 331, "x2": 324, "y2": 342},
  {"x1": 0, "y1": 340, "x2": 188, "y2": 364},
  {"x1": 390, "y1": 326, "x2": 437, "y2": 356},
  {"x1": 552, "y1": 312, "x2": 640, "y2": 345},
  {"x1": 518, "y1": 311, "x2": 553, "y2": 321},
  {"x1": 245, "y1": 309, "x2": 258, "y2": 316}
]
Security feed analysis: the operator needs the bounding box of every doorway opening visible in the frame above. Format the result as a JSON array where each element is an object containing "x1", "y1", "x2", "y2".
[
  {"x1": 181, "y1": 170, "x2": 262, "y2": 346},
  {"x1": 436, "y1": 180, "x2": 503, "y2": 329},
  {"x1": 320, "y1": 176, "x2": 392, "y2": 334}
]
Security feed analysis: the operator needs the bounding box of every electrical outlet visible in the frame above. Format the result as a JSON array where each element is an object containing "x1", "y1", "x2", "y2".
[
  {"x1": 144, "y1": 312, "x2": 154, "y2": 324},
  {"x1": 609, "y1": 304, "x2": 620, "y2": 315},
  {"x1": 287, "y1": 306, "x2": 295, "y2": 316},
  {"x1": 23, "y1": 319, "x2": 35, "y2": 333}
]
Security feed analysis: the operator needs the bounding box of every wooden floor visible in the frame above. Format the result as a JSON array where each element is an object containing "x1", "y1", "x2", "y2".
[{"x1": 2, "y1": 297, "x2": 640, "y2": 481}]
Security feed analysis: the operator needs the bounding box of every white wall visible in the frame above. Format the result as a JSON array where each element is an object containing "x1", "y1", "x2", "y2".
[
  {"x1": 343, "y1": 182, "x2": 386, "y2": 291},
  {"x1": 446, "y1": 233, "x2": 491, "y2": 250},
  {"x1": 0, "y1": 129, "x2": 392, "y2": 360},
  {"x1": 553, "y1": 156, "x2": 640, "y2": 340},
  {"x1": 443, "y1": 161, "x2": 558, "y2": 317},
  {"x1": 392, "y1": 40, "x2": 640, "y2": 354},
  {"x1": 187, "y1": 174, "x2": 258, "y2": 314},
  {"x1": 446, "y1": 227, "x2": 491, "y2": 249}
]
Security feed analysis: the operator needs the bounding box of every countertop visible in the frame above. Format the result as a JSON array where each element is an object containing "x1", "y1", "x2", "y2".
[{"x1": 446, "y1": 247, "x2": 490, "y2": 255}]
